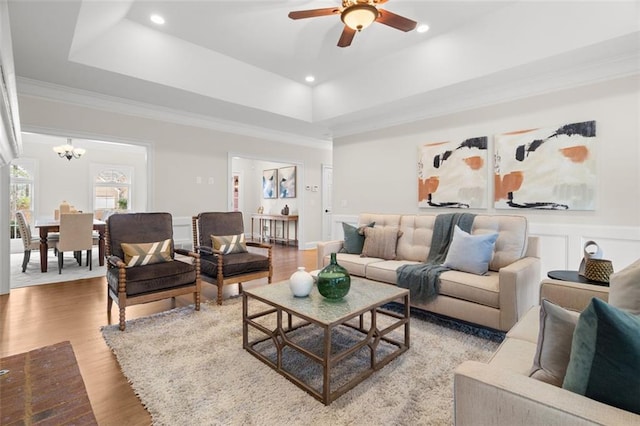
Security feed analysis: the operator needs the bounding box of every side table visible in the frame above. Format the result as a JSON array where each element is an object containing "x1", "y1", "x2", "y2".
[{"x1": 547, "y1": 270, "x2": 609, "y2": 287}]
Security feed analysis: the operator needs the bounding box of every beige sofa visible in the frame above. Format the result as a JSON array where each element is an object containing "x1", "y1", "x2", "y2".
[
  {"x1": 454, "y1": 279, "x2": 640, "y2": 425},
  {"x1": 317, "y1": 213, "x2": 541, "y2": 332}
]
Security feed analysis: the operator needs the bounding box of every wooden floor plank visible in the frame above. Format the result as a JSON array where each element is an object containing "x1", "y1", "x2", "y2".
[{"x1": 1, "y1": 245, "x2": 317, "y2": 425}]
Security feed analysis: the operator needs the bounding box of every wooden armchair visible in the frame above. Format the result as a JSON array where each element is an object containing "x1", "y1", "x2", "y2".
[
  {"x1": 192, "y1": 212, "x2": 272, "y2": 304},
  {"x1": 106, "y1": 212, "x2": 201, "y2": 330}
]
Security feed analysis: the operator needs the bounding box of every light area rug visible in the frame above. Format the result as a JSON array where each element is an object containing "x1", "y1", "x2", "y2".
[
  {"x1": 10, "y1": 252, "x2": 105, "y2": 288},
  {"x1": 102, "y1": 298, "x2": 500, "y2": 426}
]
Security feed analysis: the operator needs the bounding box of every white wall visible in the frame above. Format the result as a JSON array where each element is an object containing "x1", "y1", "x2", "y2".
[
  {"x1": 231, "y1": 157, "x2": 300, "y2": 236},
  {"x1": 19, "y1": 133, "x2": 148, "y2": 219},
  {"x1": 332, "y1": 75, "x2": 640, "y2": 276},
  {"x1": 17, "y1": 95, "x2": 332, "y2": 249}
]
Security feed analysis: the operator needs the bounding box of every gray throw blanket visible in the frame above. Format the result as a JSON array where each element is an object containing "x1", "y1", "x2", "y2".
[{"x1": 397, "y1": 213, "x2": 476, "y2": 302}]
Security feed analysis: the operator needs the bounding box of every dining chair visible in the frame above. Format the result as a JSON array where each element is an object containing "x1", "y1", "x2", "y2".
[
  {"x1": 16, "y1": 210, "x2": 58, "y2": 272},
  {"x1": 57, "y1": 213, "x2": 95, "y2": 274}
]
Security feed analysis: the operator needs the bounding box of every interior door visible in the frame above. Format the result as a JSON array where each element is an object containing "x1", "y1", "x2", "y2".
[{"x1": 321, "y1": 164, "x2": 333, "y2": 241}]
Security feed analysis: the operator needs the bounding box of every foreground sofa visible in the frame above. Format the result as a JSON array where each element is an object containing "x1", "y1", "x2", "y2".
[
  {"x1": 454, "y1": 279, "x2": 640, "y2": 425},
  {"x1": 317, "y1": 213, "x2": 540, "y2": 332}
]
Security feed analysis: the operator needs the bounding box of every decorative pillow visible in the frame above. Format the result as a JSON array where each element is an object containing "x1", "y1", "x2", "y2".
[
  {"x1": 121, "y1": 239, "x2": 172, "y2": 267},
  {"x1": 442, "y1": 226, "x2": 498, "y2": 275},
  {"x1": 562, "y1": 297, "x2": 640, "y2": 414},
  {"x1": 341, "y1": 222, "x2": 375, "y2": 254},
  {"x1": 211, "y1": 234, "x2": 248, "y2": 255},
  {"x1": 608, "y1": 258, "x2": 640, "y2": 315},
  {"x1": 529, "y1": 299, "x2": 580, "y2": 386},
  {"x1": 361, "y1": 227, "x2": 402, "y2": 260}
]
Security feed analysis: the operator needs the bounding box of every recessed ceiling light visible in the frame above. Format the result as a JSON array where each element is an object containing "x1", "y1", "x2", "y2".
[
  {"x1": 150, "y1": 14, "x2": 165, "y2": 25},
  {"x1": 305, "y1": 75, "x2": 315, "y2": 83},
  {"x1": 416, "y1": 24, "x2": 429, "y2": 33}
]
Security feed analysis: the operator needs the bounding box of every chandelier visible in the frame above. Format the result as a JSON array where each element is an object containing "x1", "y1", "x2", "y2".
[{"x1": 53, "y1": 138, "x2": 86, "y2": 161}]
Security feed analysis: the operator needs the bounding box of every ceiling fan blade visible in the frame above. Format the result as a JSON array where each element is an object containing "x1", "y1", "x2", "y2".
[
  {"x1": 376, "y1": 9, "x2": 417, "y2": 32},
  {"x1": 288, "y1": 7, "x2": 340, "y2": 20},
  {"x1": 337, "y1": 26, "x2": 356, "y2": 48}
]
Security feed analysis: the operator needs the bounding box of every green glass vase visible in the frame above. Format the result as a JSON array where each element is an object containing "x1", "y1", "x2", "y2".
[{"x1": 317, "y1": 252, "x2": 350, "y2": 299}]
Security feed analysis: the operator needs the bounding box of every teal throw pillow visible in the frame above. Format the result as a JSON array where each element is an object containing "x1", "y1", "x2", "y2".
[
  {"x1": 562, "y1": 297, "x2": 640, "y2": 414},
  {"x1": 341, "y1": 222, "x2": 374, "y2": 254},
  {"x1": 442, "y1": 225, "x2": 498, "y2": 275}
]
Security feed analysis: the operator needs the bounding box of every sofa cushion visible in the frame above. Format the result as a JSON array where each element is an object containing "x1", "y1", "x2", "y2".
[
  {"x1": 107, "y1": 259, "x2": 196, "y2": 296},
  {"x1": 443, "y1": 225, "x2": 498, "y2": 275},
  {"x1": 341, "y1": 221, "x2": 374, "y2": 254},
  {"x1": 488, "y1": 337, "x2": 538, "y2": 375},
  {"x1": 472, "y1": 215, "x2": 528, "y2": 271},
  {"x1": 366, "y1": 259, "x2": 422, "y2": 284},
  {"x1": 200, "y1": 251, "x2": 269, "y2": 278},
  {"x1": 563, "y1": 298, "x2": 640, "y2": 414},
  {"x1": 439, "y1": 270, "x2": 500, "y2": 308},
  {"x1": 334, "y1": 253, "x2": 384, "y2": 277},
  {"x1": 358, "y1": 213, "x2": 401, "y2": 229},
  {"x1": 506, "y1": 305, "x2": 540, "y2": 344},
  {"x1": 396, "y1": 215, "x2": 435, "y2": 262},
  {"x1": 608, "y1": 258, "x2": 640, "y2": 315},
  {"x1": 361, "y1": 227, "x2": 402, "y2": 260},
  {"x1": 529, "y1": 299, "x2": 580, "y2": 387},
  {"x1": 121, "y1": 239, "x2": 172, "y2": 267}
]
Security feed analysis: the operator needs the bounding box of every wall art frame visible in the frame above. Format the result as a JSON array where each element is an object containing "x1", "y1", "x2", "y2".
[
  {"x1": 262, "y1": 168, "x2": 278, "y2": 199},
  {"x1": 418, "y1": 136, "x2": 489, "y2": 209},
  {"x1": 494, "y1": 120, "x2": 596, "y2": 210},
  {"x1": 278, "y1": 165, "x2": 296, "y2": 199}
]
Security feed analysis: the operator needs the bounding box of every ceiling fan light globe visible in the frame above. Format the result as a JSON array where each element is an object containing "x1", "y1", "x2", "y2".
[{"x1": 341, "y1": 4, "x2": 378, "y2": 32}]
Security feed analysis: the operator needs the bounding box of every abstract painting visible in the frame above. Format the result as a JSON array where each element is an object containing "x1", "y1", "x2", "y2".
[
  {"x1": 262, "y1": 169, "x2": 277, "y2": 199},
  {"x1": 494, "y1": 120, "x2": 596, "y2": 210},
  {"x1": 278, "y1": 166, "x2": 296, "y2": 198},
  {"x1": 418, "y1": 137, "x2": 488, "y2": 208}
]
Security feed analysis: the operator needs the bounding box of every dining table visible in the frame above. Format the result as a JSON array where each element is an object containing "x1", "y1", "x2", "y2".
[{"x1": 35, "y1": 218, "x2": 107, "y2": 273}]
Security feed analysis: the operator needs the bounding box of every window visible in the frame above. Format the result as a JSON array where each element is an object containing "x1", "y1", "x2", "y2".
[
  {"x1": 92, "y1": 165, "x2": 133, "y2": 211},
  {"x1": 9, "y1": 159, "x2": 36, "y2": 240}
]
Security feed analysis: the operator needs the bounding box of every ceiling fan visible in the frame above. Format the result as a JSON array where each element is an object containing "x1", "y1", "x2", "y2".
[{"x1": 288, "y1": 0, "x2": 417, "y2": 48}]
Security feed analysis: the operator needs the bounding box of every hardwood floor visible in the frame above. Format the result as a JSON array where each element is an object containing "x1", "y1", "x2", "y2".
[{"x1": 0, "y1": 245, "x2": 318, "y2": 425}]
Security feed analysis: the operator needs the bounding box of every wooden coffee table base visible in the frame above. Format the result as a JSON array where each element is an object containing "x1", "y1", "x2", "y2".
[{"x1": 242, "y1": 289, "x2": 410, "y2": 405}]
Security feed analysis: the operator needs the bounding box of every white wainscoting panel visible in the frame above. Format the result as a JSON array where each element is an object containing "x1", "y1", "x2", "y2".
[{"x1": 173, "y1": 216, "x2": 194, "y2": 250}]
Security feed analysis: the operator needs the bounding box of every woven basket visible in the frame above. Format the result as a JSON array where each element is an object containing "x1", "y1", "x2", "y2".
[{"x1": 584, "y1": 258, "x2": 614, "y2": 283}]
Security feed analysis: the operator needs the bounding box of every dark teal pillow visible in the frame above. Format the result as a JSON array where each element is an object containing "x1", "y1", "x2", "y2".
[
  {"x1": 562, "y1": 297, "x2": 640, "y2": 414},
  {"x1": 341, "y1": 222, "x2": 374, "y2": 254}
]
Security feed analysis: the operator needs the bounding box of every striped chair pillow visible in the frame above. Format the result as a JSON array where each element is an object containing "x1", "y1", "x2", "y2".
[
  {"x1": 211, "y1": 234, "x2": 248, "y2": 255},
  {"x1": 121, "y1": 239, "x2": 173, "y2": 267}
]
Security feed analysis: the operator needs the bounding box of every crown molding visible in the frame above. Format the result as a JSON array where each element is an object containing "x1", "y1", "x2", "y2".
[{"x1": 16, "y1": 77, "x2": 332, "y2": 150}]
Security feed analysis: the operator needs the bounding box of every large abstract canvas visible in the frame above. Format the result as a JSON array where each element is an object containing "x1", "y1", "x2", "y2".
[
  {"x1": 494, "y1": 120, "x2": 596, "y2": 210},
  {"x1": 418, "y1": 137, "x2": 488, "y2": 208}
]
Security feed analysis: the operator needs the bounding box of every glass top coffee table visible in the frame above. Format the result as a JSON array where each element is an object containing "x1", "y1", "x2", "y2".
[{"x1": 242, "y1": 278, "x2": 410, "y2": 405}]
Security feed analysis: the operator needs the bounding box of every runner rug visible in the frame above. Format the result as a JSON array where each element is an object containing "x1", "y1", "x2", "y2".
[
  {"x1": 0, "y1": 341, "x2": 97, "y2": 425},
  {"x1": 102, "y1": 299, "x2": 501, "y2": 425}
]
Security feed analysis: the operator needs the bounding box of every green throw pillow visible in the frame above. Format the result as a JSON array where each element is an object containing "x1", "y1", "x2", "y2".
[
  {"x1": 211, "y1": 234, "x2": 248, "y2": 255},
  {"x1": 562, "y1": 297, "x2": 640, "y2": 414},
  {"x1": 121, "y1": 239, "x2": 173, "y2": 267},
  {"x1": 341, "y1": 222, "x2": 374, "y2": 254}
]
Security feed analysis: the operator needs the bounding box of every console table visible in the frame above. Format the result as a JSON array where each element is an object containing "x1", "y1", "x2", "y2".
[{"x1": 251, "y1": 214, "x2": 298, "y2": 246}]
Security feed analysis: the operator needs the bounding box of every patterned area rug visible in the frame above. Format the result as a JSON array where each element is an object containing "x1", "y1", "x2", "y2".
[
  {"x1": 102, "y1": 298, "x2": 501, "y2": 425},
  {"x1": 0, "y1": 341, "x2": 97, "y2": 425}
]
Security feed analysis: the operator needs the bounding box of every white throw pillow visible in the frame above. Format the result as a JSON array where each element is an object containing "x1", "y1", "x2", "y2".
[
  {"x1": 443, "y1": 225, "x2": 498, "y2": 275},
  {"x1": 608, "y1": 258, "x2": 640, "y2": 315}
]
